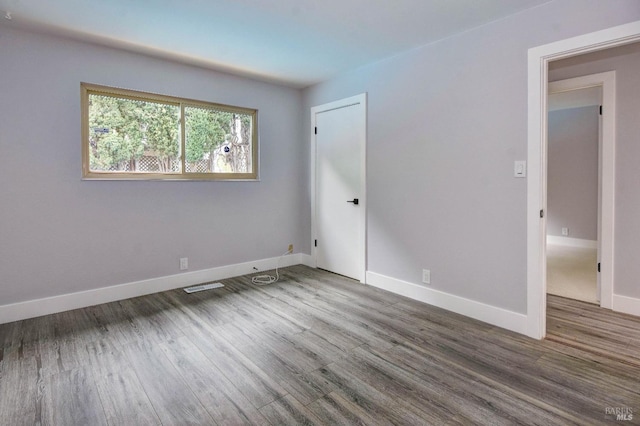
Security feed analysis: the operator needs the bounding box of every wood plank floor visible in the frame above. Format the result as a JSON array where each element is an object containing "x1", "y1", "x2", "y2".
[{"x1": 1, "y1": 265, "x2": 639, "y2": 425}]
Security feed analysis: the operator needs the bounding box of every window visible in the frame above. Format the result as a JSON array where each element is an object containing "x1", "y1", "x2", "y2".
[{"x1": 81, "y1": 83, "x2": 258, "y2": 180}]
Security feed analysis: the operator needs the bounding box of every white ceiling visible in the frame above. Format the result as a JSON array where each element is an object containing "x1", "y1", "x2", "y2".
[{"x1": 0, "y1": 0, "x2": 552, "y2": 88}]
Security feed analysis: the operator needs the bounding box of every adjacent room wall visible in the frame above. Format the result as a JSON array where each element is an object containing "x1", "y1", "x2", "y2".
[
  {"x1": 302, "y1": 0, "x2": 640, "y2": 315},
  {"x1": 547, "y1": 106, "x2": 599, "y2": 241},
  {"x1": 0, "y1": 25, "x2": 306, "y2": 307},
  {"x1": 549, "y1": 41, "x2": 640, "y2": 299}
]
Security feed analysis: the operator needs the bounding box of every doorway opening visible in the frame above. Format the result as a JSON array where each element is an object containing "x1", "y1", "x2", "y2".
[
  {"x1": 546, "y1": 79, "x2": 604, "y2": 306},
  {"x1": 527, "y1": 21, "x2": 640, "y2": 339}
]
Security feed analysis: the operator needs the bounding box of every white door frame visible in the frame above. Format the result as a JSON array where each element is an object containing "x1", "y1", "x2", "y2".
[
  {"x1": 527, "y1": 20, "x2": 640, "y2": 339},
  {"x1": 548, "y1": 72, "x2": 615, "y2": 309},
  {"x1": 310, "y1": 93, "x2": 367, "y2": 282}
]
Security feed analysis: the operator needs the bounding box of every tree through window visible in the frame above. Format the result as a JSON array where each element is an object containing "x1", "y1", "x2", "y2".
[{"x1": 81, "y1": 83, "x2": 258, "y2": 180}]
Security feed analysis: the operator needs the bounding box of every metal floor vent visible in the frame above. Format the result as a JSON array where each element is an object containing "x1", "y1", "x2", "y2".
[{"x1": 183, "y1": 282, "x2": 225, "y2": 293}]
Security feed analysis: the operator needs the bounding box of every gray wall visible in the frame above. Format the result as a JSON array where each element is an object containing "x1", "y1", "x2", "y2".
[
  {"x1": 2, "y1": 0, "x2": 640, "y2": 313},
  {"x1": 0, "y1": 25, "x2": 306, "y2": 305},
  {"x1": 550, "y1": 41, "x2": 640, "y2": 299},
  {"x1": 302, "y1": 0, "x2": 640, "y2": 314},
  {"x1": 547, "y1": 106, "x2": 599, "y2": 240}
]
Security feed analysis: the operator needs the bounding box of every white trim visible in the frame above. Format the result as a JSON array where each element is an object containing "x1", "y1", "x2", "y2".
[
  {"x1": 612, "y1": 294, "x2": 640, "y2": 317},
  {"x1": 527, "y1": 20, "x2": 640, "y2": 339},
  {"x1": 546, "y1": 236, "x2": 597, "y2": 249},
  {"x1": 0, "y1": 253, "x2": 312, "y2": 324},
  {"x1": 366, "y1": 271, "x2": 528, "y2": 335},
  {"x1": 310, "y1": 93, "x2": 367, "y2": 283},
  {"x1": 298, "y1": 253, "x2": 315, "y2": 268}
]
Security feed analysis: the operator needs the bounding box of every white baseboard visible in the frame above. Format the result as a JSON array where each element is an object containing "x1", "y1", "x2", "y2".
[
  {"x1": 298, "y1": 253, "x2": 315, "y2": 268},
  {"x1": 546, "y1": 236, "x2": 597, "y2": 249},
  {"x1": 612, "y1": 294, "x2": 640, "y2": 317},
  {"x1": 366, "y1": 271, "x2": 528, "y2": 335},
  {"x1": 0, "y1": 253, "x2": 313, "y2": 325}
]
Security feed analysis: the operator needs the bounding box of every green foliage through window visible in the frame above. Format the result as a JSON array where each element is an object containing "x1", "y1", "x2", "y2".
[{"x1": 82, "y1": 83, "x2": 258, "y2": 180}]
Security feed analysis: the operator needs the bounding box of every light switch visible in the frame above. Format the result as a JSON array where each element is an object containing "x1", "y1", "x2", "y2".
[{"x1": 514, "y1": 161, "x2": 527, "y2": 178}]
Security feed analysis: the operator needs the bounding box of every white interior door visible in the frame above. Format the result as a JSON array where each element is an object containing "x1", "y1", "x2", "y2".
[{"x1": 313, "y1": 95, "x2": 366, "y2": 282}]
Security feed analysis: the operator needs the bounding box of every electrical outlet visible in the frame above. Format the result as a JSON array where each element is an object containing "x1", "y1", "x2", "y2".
[
  {"x1": 422, "y1": 269, "x2": 431, "y2": 284},
  {"x1": 180, "y1": 257, "x2": 188, "y2": 270},
  {"x1": 288, "y1": 244, "x2": 293, "y2": 253},
  {"x1": 562, "y1": 227, "x2": 569, "y2": 236}
]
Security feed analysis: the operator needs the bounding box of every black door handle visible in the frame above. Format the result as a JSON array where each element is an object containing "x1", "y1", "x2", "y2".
[{"x1": 347, "y1": 198, "x2": 359, "y2": 205}]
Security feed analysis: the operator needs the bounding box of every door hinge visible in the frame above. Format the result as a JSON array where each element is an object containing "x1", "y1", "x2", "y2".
[
  {"x1": 599, "y1": 105, "x2": 603, "y2": 115},
  {"x1": 540, "y1": 209, "x2": 544, "y2": 218},
  {"x1": 314, "y1": 239, "x2": 317, "y2": 247},
  {"x1": 314, "y1": 127, "x2": 317, "y2": 134},
  {"x1": 598, "y1": 262, "x2": 601, "y2": 273}
]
